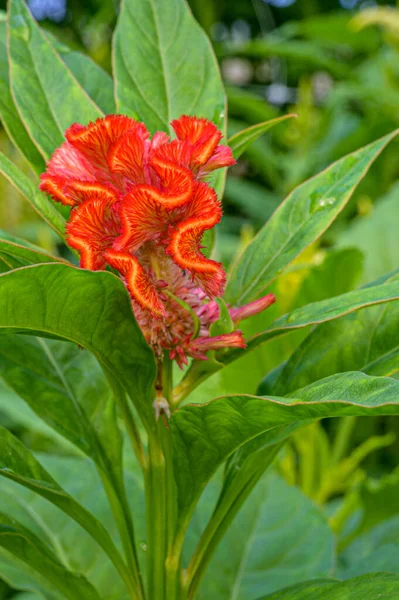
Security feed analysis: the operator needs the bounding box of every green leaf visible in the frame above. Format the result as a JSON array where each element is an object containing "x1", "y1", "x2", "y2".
[
  {"x1": 242, "y1": 279, "x2": 399, "y2": 357},
  {"x1": 113, "y1": 0, "x2": 226, "y2": 134},
  {"x1": 0, "y1": 428, "x2": 133, "y2": 595},
  {"x1": 0, "y1": 263, "x2": 156, "y2": 433},
  {"x1": 0, "y1": 333, "x2": 123, "y2": 489},
  {"x1": 257, "y1": 573, "x2": 399, "y2": 599},
  {"x1": 338, "y1": 517, "x2": 399, "y2": 580},
  {"x1": 0, "y1": 20, "x2": 44, "y2": 173},
  {"x1": 8, "y1": 0, "x2": 103, "y2": 159},
  {"x1": 0, "y1": 454, "x2": 142, "y2": 599},
  {"x1": 0, "y1": 513, "x2": 100, "y2": 600},
  {"x1": 0, "y1": 236, "x2": 64, "y2": 269},
  {"x1": 260, "y1": 273, "x2": 399, "y2": 395},
  {"x1": 192, "y1": 473, "x2": 334, "y2": 599},
  {"x1": 225, "y1": 130, "x2": 399, "y2": 306},
  {"x1": 228, "y1": 114, "x2": 296, "y2": 160},
  {"x1": 0, "y1": 153, "x2": 66, "y2": 239},
  {"x1": 171, "y1": 372, "x2": 399, "y2": 528},
  {"x1": 50, "y1": 37, "x2": 115, "y2": 115},
  {"x1": 0, "y1": 379, "x2": 77, "y2": 450}
]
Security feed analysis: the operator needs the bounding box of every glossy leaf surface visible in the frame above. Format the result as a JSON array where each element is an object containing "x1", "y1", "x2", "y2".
[
  {"x1": 0, "y1": 334, "x2": 121, "y2": 470},
  {"x1": 8, "y1": 0, "x2": 103, "y2": 159},
  {"x1": 0, "y1": 19, "x2": 44, "y2": 173},
  {"x1": 0, "y1": 263, "x2": 156, "y2": 432},
  {"x1": 242, "y1": 280, "x2": 399, "y2": 356},
  {"x1": 113, "y1": 0, "x2": 225, "y2": 133},
  {"x1": 194, "y1": 473, "x2": 334, "y2": 599},
  {"x1": 171, "y1": 372, "x2": 399, "y2": 522},
  {"x1": 225, "y1": 130, "x2": 399, "y2": 305},
  {"x1": 260, "y1": 273, "x2": 399, "y2": 395},
  {"x1": 257, "y1": 573, "x2": 399, "y2": 599}
]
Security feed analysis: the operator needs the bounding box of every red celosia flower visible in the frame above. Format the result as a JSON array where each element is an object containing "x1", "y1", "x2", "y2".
[{"x1": 40, "y1": 114, "x2": 274, "y2": 365}]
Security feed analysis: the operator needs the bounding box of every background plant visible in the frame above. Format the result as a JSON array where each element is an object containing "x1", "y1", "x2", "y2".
[{"x1": 0, "y1": 0, "x2": 398, "y2": 599}]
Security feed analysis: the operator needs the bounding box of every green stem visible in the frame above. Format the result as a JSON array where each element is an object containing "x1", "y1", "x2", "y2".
[
  {"x1": 145, "y1": 353, "x2": 175, "y2": 599},
  {"x1": 145, "y1": 434, "x2": 167, "y2": 599},
  {"x1": 99, "y1": 470, "x2": 145, "y2": 600}
]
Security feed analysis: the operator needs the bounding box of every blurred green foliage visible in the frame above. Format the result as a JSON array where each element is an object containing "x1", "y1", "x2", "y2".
[{"x1": 0, "y1": 1, "x2": 399, "y2": 594}]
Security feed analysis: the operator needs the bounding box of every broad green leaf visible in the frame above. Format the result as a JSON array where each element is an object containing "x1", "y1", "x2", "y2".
[
  {"x1": 171, "y1": 372, "x2": 399, "y2": 526},
  {"x1": 8, "y1": 0, "x2": 103, "y2": 159},
  {"x1": 0, "y1": 20, "x2": 44, "y2": 173},
  {"x1": 258, "y1": 573, "x2": 399, "y2": 599},
  {"x1": 0, "y1": 380, "x2": 77, "y2": 450},
  {"x1": 225, "y1": 130, "x2": 399, "y2": 305},
  {"x1": 338, "y1": 517, "x2": 399, "y2": 581},
  {"x1": 113, "y1": 0, "x2": 226, "y2": 133},
  {"x1": 0, "y1": 455, "x2": 143, "y2": 599},
  {"x1": 241, "y1": 279, "x2": 399, "y2": 357},
  {"x1": 0, "y1": 263, "x2": 157, "y2": 433},
  {"x1": 0, "y1": 333, "x2": 122, "y2": 470},
  {"x1": 228, "y1": 114, "x2": 296, "y2": 160},
  {"x1": 260, "y1": 273, "x2": 399, "y2": 395},
  {"x1": 0, "y1": 428, "x2": 132, "y2": 595},
  {"x1": 0, "y1": 153, "x2": 66, "y2": 239},
  {"x1": 193, "y1": 473, "x2": 334, "y2": 599},
  {"x1": 0, "y1": 556, "x2": 60, "y2": 600},
  {"x1": 50, "y1": 37, "x2": 115, "y2": 115},
  {"x1": 199, "y1": 277, "x2": 399, "y2": 389},
  {"x1": 0, "y1": 513, "x2": 100, "y2": 600}
]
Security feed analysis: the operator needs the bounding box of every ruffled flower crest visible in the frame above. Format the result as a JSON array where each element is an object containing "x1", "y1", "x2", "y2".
[{"x1": 40, "y1": 114, "x2": 275, "y2": 365}]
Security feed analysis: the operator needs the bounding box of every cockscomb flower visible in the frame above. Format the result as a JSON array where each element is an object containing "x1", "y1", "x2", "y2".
[{"x1": 40, "y1": 114, "x2": 275, "y2": 366}]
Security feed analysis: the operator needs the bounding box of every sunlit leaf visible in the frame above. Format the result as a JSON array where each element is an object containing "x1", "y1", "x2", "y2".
[
  {"x1": 113, "y1": 0, "x2": 226, "y2": 134},
  {"x1": 8, "y1": 0, "x2": 103, "y2": 159},
  {"x1": 171, "y1": 372, "x2": 399, "y2": 528},
  {"x1": 225, "y1": 130, "x2": 399, "y2": 305}
]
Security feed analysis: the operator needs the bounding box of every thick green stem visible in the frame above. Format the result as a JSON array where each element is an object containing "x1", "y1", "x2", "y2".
[
  {"x1": 145, "y1": 436, "x2": 167, "y2": 599},
  {"x1": 145, "y1": 354, "x2": 175, "y2": 599}
]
